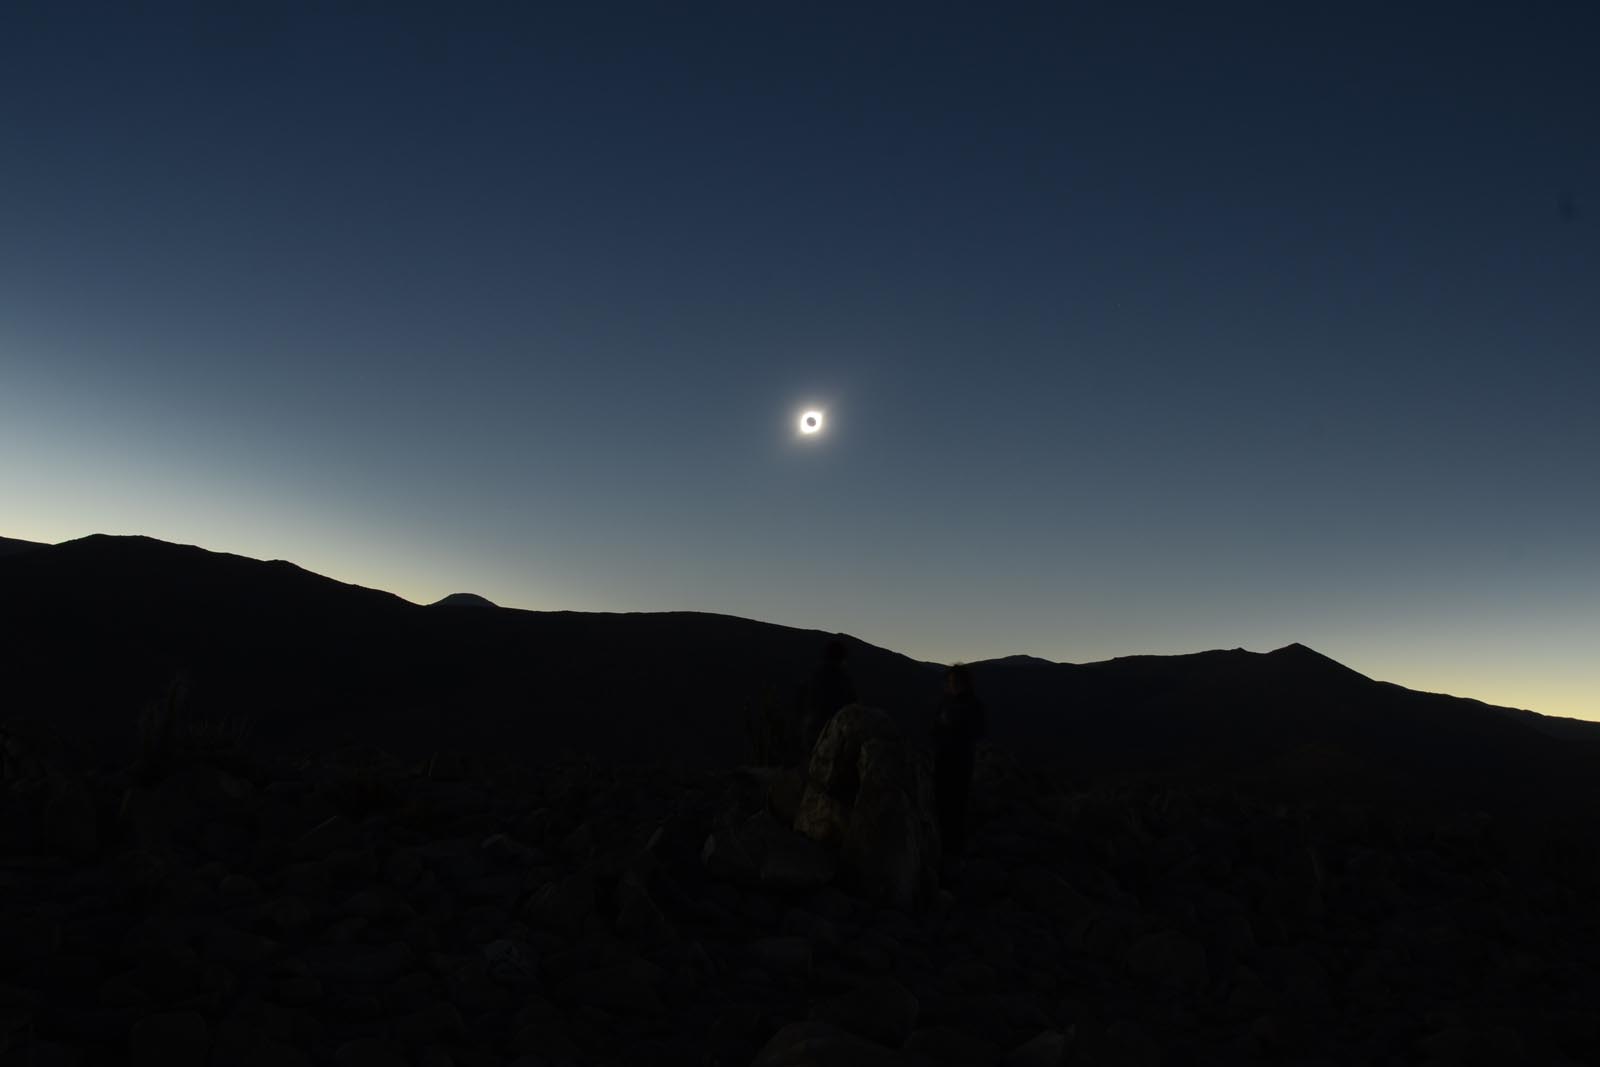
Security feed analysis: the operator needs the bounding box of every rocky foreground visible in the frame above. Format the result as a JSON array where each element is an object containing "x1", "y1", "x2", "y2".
[{"x1": 2, "y1": 722, "x2": 1599, "y2": 1067}]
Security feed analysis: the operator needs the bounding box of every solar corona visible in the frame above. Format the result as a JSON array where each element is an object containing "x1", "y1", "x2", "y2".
[{"x1": 799, "y1": 410, "x2": 824, "y2": 435}]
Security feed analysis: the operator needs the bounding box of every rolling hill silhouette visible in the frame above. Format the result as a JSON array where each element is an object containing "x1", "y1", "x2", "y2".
[
  {"x1": 0, "y1": 535, "x2": 45, "y2": 558},
  {"x1": 429, "y1": 592, "x2": 500, "y2": 609},
  {"x1": 2, "y1": 534, "x2": 1596, "y2": 816}
]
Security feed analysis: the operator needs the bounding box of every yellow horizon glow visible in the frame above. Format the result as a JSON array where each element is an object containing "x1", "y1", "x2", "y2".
[{"x1": 4, "y1": 522, "x2": 1594, "y2": 725}]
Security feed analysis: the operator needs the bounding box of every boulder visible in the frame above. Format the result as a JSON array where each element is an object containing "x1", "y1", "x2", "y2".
[
  {"x1": 333, "y1": 1037, "x2": 408, "y2": 1067},
  {"x1": 0, "y1": 913, "x2": 60, "y2": 965},
  {"x1": 904, "y1": 1026, "x2": 1001, "y2": 1064},
  {"x1": 293, "y1": 815, "x2": 357, "y2": 860},
  {"x1": 794, "y1": 706, "x2": 940, "y2": 911},
  {"x1": 391, "y1": 1000, "x2": 464, "y2": 1044},
  {"x1": 564, "y1": 958, "x2": 666, "y2": 1017},
  {"x1": 703, "y1": 810, "x2": 837, "y2": 892},
  {"x1": 1003, "y1": 1029, "x2": 1067, "y2": 1067},
  {"x1": 615, "y1": 872, "x2": 676, "y2": 945},
  {"x1": 753, "y1": 1020, "x2": 915, "y2": 1067},
  {"x1": 300, "y1": 942, "x2": 413, "y2": 986},
  {"x1": 817, "y1": 977, "x2": 920, "y2": 1047},
  {"x1": 751, "y1": 936, "x2": 812, "y2": 984},
  {"x1": 518, "y1": 872, "x2": 598, "y2": 936},
  {"x1": 130, "y1": 1010, "x2": 210, "y2": 1067},
  {"x1": 1126, "y1": 929, "x2": 1209, "y2": 990}
]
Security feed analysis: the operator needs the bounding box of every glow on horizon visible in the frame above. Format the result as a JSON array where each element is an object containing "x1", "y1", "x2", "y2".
[{"x1": 3, "y1": 511, "x2": 1594, "y2": 725}]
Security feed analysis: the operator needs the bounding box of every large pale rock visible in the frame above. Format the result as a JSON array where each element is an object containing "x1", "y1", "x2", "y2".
[{"x1": 794, "y1": 706, "x2": 940, "y2": 912}]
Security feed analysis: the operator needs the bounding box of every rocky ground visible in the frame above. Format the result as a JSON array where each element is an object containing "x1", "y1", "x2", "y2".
[{"x1": 3, "y1": 725, "x2": 1599, "y2": 1066}]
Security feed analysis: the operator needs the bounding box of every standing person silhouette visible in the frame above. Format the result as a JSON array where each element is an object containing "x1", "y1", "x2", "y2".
[
  {"x1": 801, "y1": 638, "x2": 857, "y2": 761},
  {"x1": 933, "y1": 663, "x2": 986, "y2": 859}
]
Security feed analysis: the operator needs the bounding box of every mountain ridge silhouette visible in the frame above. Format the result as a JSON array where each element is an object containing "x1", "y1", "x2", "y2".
[
  {"x1": 3, "y1": 533, "x2": 1596, "y2": 816},
  {"x1": 0, "y1": 535, "x2": 46, "y2": 558}
]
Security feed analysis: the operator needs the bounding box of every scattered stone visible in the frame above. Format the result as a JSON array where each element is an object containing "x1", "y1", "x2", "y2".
[
  {"x1": 482, "y1": 939, "x2": 538, "y2": 986},
  {"x1": 203, "y1": 927, "x2": 281, "y2": 967},
  {"x1": 941, "y1": 960, "x2": 997, "y2": 994},
  {"x1": 392, "y1": 1000, "x2": 464, "y2": 1044},
  {"x1": 817, "y1": 976, "x2": 919, "y2": 1047},
  {"x1": 333, "y1": 1037, "x2": 408, "y2": 1067},
  {"x1": 129, "y1": 1010, "x2": 210, "y2": 1067},
  {"x1": 43, "y1": 777, "x2": 99, "y2": 860},
  {"x1": 1003, "y1": 1029, "x2": 1066, "y2": 1067},
  {"x1": 427, "y1": 752, "x2": 469, "y2": 782},
  {"x1": 301, "y1": 942, "x2": 413, "y2": 985},
  {"x1": 247, "y1": 1041, "x2": 314, "y2": 1067},
  {"x1": 762, "y1": 822, "x2": 839, "y2": 891},
  {"x1": 510, "y1": 1020, "x2": 581, "y2": 1062},
  {"x1": 1259, "y1": 945, "x2": 1330, "y2": 1006},
  {"x1": 4, "y1": 736, "x2": 1598, "y2": 1067},
  {"x1": 905, "y1": 1026, "x2": 1002, "y2": 1064},
  {"x1": 615, "y1": 872, "x2": 675, "y2": 945},
  {"x1": 704, "y1": 808, "x2": 837, "y2": 892},
  {"x1": 481, "y1": 832, "x2": 538, "y2": 866},
  {"x1": 518, "y1": 872, "x2": 596, "y2": 936},
  {"x1": 564, "y1": 960, "x2": 665, "y2": 1017},
  {"x1": 383, "y1": 848, "x2": 423, "y2": 887},
  {"x1": 752, "y1": 1020, "x2": 908, "y2": 1066},
  {"x1": 0, "y1": 913, "x2": 60, "y2": 964},
  {"x1": 753, "y1": 934, "x2": 813, "y2": 977},
  {"x1": 220, "y1": 873, "x2": 259, "y2": 896},
  {"x1": 1126, "y1": 929, "x2": 1209, "y2": 990},
  {"x1": 294, "y1": 815, "x2": 357, "y2": 860},
  {"x1": 267, "y1": 895, "x2": 313, "y2": 933}
]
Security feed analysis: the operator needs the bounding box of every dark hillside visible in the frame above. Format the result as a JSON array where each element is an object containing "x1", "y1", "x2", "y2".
[
  {"x1": 0, "y1": 535, "x2": 45, "y2": 558},
  {"x1": 2, "y1": 534, "x2": 1596, "y2": 817},
  {"x1": 0, "y1": 536, "x2": 940, "y2": 767}
]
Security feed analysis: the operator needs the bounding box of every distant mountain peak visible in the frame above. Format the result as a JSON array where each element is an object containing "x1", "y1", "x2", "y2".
[
  {"x1": 430, "y1": 592, "x2": 498, "y2": 609},
  {"x1": 976, "y1": 654, "x2": 1060, "y2": 668},
  {"x1": 1269, "y1": 641, "x2": 1331, "y2": 660},
  {"x1": 1267, "y1": 641, "x2": 1370, "y2": 680}
]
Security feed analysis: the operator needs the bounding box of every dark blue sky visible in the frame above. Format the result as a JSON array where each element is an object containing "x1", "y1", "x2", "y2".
[{"x1": 3, "y1": 3, "x2": 1596, "y2": 717}]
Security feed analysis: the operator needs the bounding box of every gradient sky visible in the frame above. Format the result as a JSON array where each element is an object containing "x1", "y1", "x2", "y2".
[{"x1": 3, "y1": 3, "x2": 1596, "y2": 719}]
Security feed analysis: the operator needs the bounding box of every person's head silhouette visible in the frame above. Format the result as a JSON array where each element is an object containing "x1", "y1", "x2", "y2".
[{"x1": 945, "y1": 663, "x2": 974, "y2": 697}]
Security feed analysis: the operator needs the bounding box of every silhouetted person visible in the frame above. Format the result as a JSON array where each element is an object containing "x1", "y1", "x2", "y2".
[
  {"x1": 801, "y1": 638, "x2": 856, "y2": 760},
  {"x1": 933, "y1": 663, "x2": 986, "y2": 857}
]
